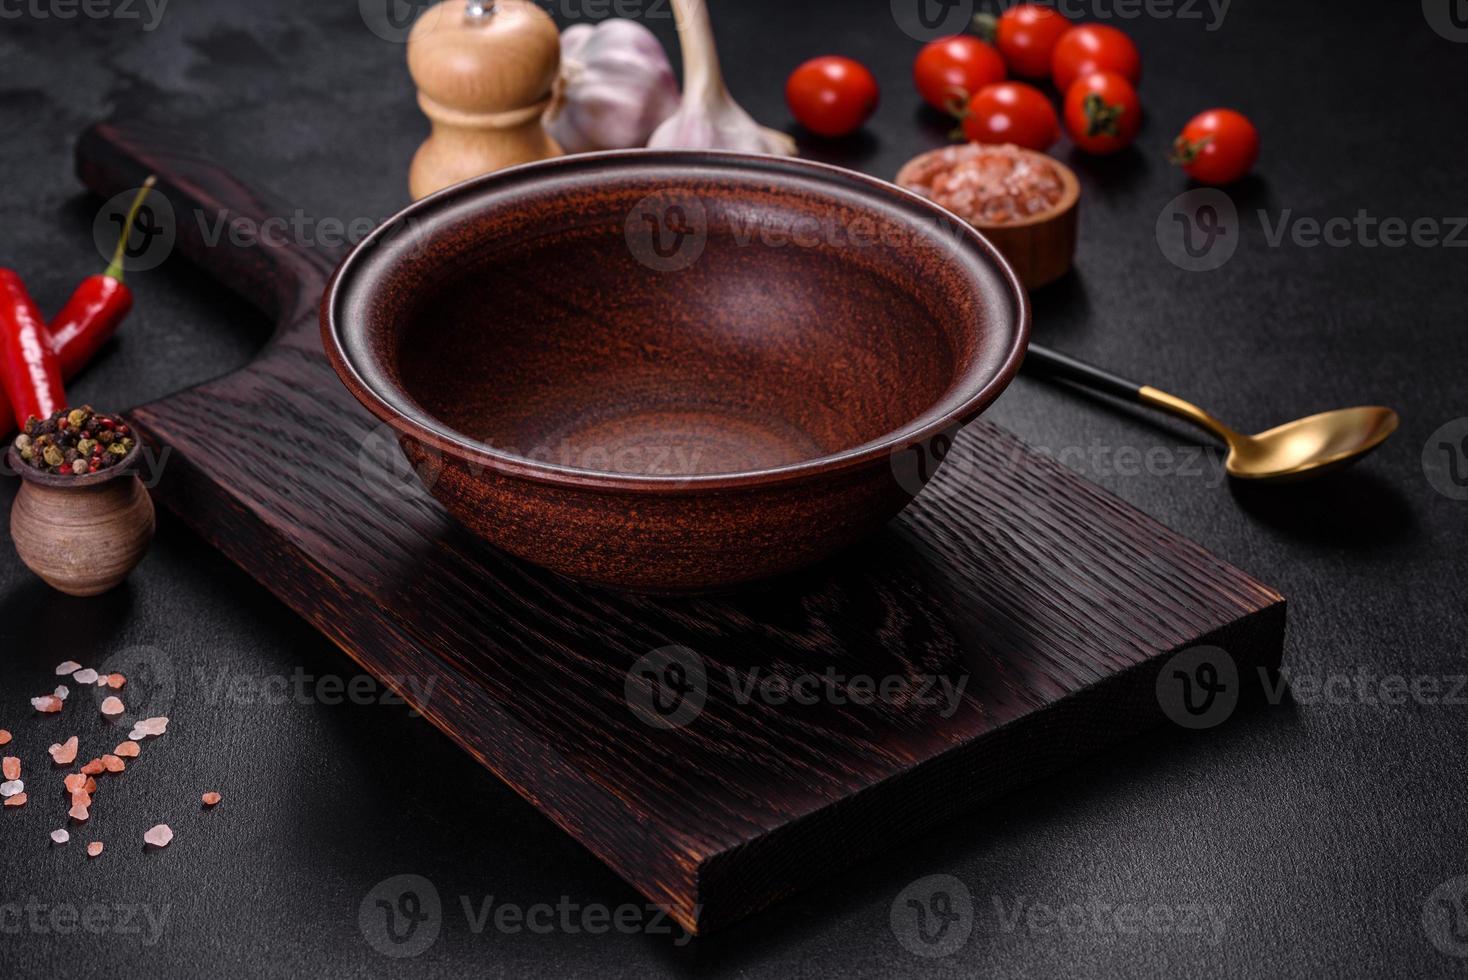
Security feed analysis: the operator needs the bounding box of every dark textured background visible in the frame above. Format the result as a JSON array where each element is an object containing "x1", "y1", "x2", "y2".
[{"x1": 1, "y1": 0, "x2": 1466, "y2": 976}]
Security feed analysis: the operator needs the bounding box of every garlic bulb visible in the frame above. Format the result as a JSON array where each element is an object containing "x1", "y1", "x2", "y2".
[
  {"x1": 647, "y1": 0, "x2": 796, "y2": 155},
  {"x1": 545, "y1": 20, "x2": 680, "y2": 154}
]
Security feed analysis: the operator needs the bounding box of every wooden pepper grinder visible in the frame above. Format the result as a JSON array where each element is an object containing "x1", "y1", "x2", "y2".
[{"x1": 407, "y1": 0, "x2": 563, "y2": 200}]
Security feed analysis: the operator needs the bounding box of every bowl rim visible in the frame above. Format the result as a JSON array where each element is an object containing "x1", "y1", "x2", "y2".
[{"x1": 322, "y1": 148, "x2": 1031, "y2": 494}]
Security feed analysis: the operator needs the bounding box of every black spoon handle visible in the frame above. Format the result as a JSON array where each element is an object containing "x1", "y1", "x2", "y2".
[
  {"x1": 1022, "y1": 343, "x2": 1241, "y2": 443},
  {"x1": 1023, "y1": 343, "x2": 1144, "y2": 402}
]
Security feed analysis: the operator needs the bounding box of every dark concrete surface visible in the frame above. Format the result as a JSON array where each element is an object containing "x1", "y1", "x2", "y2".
[{"x1": 1, "y1": 0, "x2": 1466, "y2": 976}]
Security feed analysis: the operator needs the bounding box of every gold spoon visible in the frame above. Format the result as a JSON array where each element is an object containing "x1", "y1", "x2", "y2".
[{"x1": 1024, "y1": 345, "x2": 1399, "y2": 482}]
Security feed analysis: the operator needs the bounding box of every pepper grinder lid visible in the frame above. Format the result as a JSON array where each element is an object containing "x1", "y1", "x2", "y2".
[{"x1": 407, "y1": 0, "x2": 561, "y2": 118}]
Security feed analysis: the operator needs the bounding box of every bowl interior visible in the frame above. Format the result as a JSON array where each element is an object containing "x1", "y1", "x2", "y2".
[{"x1": 332, "y1": 153, "x2": 1027, "y2": 481}]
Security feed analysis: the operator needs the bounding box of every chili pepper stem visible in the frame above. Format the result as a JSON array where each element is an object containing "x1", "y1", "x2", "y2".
[{"x1": 102, "y1": 176, "x2": 157, "y2": 283}]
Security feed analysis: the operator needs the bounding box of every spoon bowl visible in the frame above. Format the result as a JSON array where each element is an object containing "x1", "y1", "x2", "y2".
[{"x1": 1226, "y1": 405, "x2": 1400, "y2": 481}]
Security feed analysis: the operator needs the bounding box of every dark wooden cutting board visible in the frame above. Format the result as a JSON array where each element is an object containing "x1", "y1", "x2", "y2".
[{"x1": 74, "y1": 122, "x2": 1285, "y2": 934}]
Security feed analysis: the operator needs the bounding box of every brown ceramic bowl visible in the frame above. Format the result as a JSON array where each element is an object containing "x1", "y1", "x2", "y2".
[{"x1": 322, "y1": 151, "x2": 1029, "y2": 592}]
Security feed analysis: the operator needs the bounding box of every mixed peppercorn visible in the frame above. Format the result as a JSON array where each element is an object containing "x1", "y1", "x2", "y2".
[{"x1": 12, "y1": 407, "x2": 136, "y2": 476}]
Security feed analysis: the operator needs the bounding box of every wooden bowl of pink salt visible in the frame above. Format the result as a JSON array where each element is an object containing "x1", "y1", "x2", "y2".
[{"x1": 896, "y1": 143, "x2": 1080, "y2": 290}]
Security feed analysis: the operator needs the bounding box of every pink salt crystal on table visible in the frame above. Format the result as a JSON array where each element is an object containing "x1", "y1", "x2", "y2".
[
  {"x1": 0, "y1": 779, "x2": 22, "y2": 797},
  {"x1": 130, "y1": 717, "x2": 168, "y2": 740},
  {"x1": 107, "y1": 674, "x2": 126, "y2": 689},
  {"x1": 80, "y1": 758, "x2": 105, "y2": 775},
  {"x1": 2, "y1": 756, "x2": 18, "y2": 780},
  {"x1": 72, "y1": 668, "x2": 99, "y2": 685},
  {"x1": 54, "y1": 685, "x2": 68, "y2": 701},
  {"x1": 202, "y1": 792, "x2": 221, "y2": 806},
  {"x1": 55, "y1": 661, "x2": 81, "y2": 676},
  {"x1": 114, "y1": 741, "x2": 140, "y2": 758},
  {"x1": 100, "y1": 696, "x2": 124, "y2": 718},
  {"x1": 71, "y1": 789, "x2": 92, "y2": 809},
  {"x1": 69, "y1": 802, "x2": 89, "y2": 822},
  {"x1": 143, "y1": 824, "x2": 173, "y2": 848},
  {"x1": 0, "y1": 730, "x2": 9, "y2": 746},
  {"x1": 50, "y1": 829, "x2": 69, "y2": 844},
  {"x1": 101, "y1": 755, "x2": 125, "y2": 773},
  {"x1": 48, "y1": 736, "x2": 79, "y2": 765},
  {"x1": 87, "y1": 842, "x2": 103, "y2": 857},
  {"x1": 64, "y1": 773, "x2": 88, "y2": 794},
  {"x1": 3, "y1": 793, "x2": 26, "y2": 806},
  {"x1": 31, "y1": 695, "x2": 63, "y2": 713}
]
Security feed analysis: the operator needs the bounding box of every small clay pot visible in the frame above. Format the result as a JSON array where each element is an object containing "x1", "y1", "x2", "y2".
[
  {"x1": 7, "y1": 442, "x2": 155, "y2": 597},
  {"x1": 895, "y1": 145, "x2": 1081, "y2": 291}
]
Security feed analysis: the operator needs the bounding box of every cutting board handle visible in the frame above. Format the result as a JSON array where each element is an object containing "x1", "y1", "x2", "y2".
[{"x1": 74, "y1": 121, "x2": 341, "y2": 333}]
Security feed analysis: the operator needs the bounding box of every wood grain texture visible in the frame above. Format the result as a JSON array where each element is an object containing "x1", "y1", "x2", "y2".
[{"x1": 74, "y1": 121, "x2": 1285, "y2": 934}]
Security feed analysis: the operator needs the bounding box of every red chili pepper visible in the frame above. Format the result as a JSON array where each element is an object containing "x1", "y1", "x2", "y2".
[
  {"x1": 0, "y1": 271, "x2": 66, "y2": 430},
  {"x1": 49, "y1": 177, "x2": 156, "y2": 378}
]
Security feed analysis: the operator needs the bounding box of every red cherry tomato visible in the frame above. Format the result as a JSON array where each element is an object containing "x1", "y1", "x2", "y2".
[
  {"x1": 1051, "y1": 24, "x2": 1141, "y2": 94},
  {"x1": 992, "y1": 4, "x2": 1072, "y2": 79},
  {"x1": 913, "y1": 35, "x2": 1006, "y2": 113},
  {"x1": 785, "y1": 56, "x2": 880, "y2": 137},
  {"x1": 1063, "y1": 71, "x2": 1141, "y2": 155},
  {"x1": 1171, "y1": 108, "x2": 1259, "y2": 185},
  {"x1": 962, "y1": 82, "x2": 1059, "y2": 152}
]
